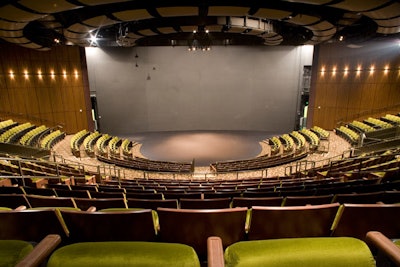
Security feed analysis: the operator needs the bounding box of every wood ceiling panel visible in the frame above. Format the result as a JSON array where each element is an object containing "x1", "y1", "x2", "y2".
[
  {"x1": 18, "y1": 0, "x2": 80, "y2": 13},
  {"x1": 112, "y1": 9, "x2": 153, "y2": 21},
  {"x1": 208, "y1": 6, "x2": 250, "y2": 17},
  {"x1": 83, "y1": 15, "x2": 118, "y2": 27},
  {"x1": 157, "y1": 7, "x2": 198, "y2": 17},
  {"x1": 0, "y1": 5, "x2": 44, "y2": 22},
  {"x1": 252, "y1": 9, "x2": 291, "y2": 20}
]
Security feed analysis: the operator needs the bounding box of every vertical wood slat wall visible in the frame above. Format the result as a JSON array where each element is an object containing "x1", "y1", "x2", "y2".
[
  {"x1": 0, "y1": 43, "x2": 92, "y2": 134},
  {"x1": 308, "y1": 41, "x2": 400, "y2": 130}
]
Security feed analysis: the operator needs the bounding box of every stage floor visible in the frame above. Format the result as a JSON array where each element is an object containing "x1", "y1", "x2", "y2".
[{"x1": 126, "y1": 131, "x2": 279, "y2": 166}]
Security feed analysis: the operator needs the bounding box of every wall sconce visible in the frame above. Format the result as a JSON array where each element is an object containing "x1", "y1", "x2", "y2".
[
  {"x1": 74, "y1": 70, "x2": 79, "y2": 79},
  {"x1": 50, "y1": 70, "x2": 55, "y2": 79},
  {"x1": 9, "y1": 70, "x2": 14, "y2": 79},
  {"x1": 63, "y1": 70, "x2": 67, "y2": 79},
  {"x1": 369, "y1": 65, "x2": 374, "y2": 75},
  {"x1": 24, "y1": 70, "x2": 29, "y2": 79},
  {"x1": 320, "y1": 66, "x2": 325, "y2": 76},
  {"x1": 332, "y1": 66, "x2": 336, "y2": 76},
  {"x1": 356, "y1": 65, "x2": 362, "y2": 76},
  {"x1": 344, "y1": 66, "x2": 349, "y2": 76},
  {"x1": 38, "y1": 69, "x2": 42, "y2": 80},
  {"x1": 384, "y1": 65, "x2": 389, "y2": 75}
]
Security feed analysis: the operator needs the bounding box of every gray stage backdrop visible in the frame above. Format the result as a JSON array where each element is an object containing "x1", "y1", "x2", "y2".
[{"x1": 85, "y1": 45, "x2": 313, "y2": 135}]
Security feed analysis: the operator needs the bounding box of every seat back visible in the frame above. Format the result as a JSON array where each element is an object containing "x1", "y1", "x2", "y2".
[
  {"x1": 0, "y1": 209, "x2": 66, "y2": 242},
  {"x1": 333, "y1": 192, "x2": 384, "y2": 204},
  {"x1": 248, "y1": 203, "x2": 340, "y2": 240},
  {"x1": 157, "y1": 207, "x2": 247, "y2": 259},
  {"x1": 283, "y1": 194, "x2": 334, "y2": 206},
  {"x1": 332, "y1": 203, "x2": 400, "y2": 240},
  {"x1": 232, "y1": 197, "x2": 283, "y2": 208},
  {"x1": 59, "y1": 209, "x2": 156, "y2": 243},
  {"x1": 0, "y1": 194, "x2": 31, "y2": 209},
  {"x1": 127, "y1": 198, "x2": 178, "y2": 209},
  {"x1": 26, "y1": 195, "x2": 77, "y2": 208},
  {"x1": 180, "y1": 198, "x2": 232, "y2": 209},
  {"x1": 73, "y1": 197, "x2": 127, "y2": 210}
]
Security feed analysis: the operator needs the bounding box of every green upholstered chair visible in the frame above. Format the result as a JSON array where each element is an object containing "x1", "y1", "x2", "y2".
[
  {"x1": 0, "y1": 209, "x2": 64, "y2": 267},
  {"x1": 46, "y1": 241, "x2": 201, "y2": 267},
  {"x1": 207, "y1": 236, "x2": 377, "y2": 267}
]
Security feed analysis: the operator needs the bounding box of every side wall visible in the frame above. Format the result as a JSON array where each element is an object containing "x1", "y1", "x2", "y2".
[
  {"x1": 86, "y1": 45, "x2": 313, "y2": 135},
  {"x1": 308, "y1": 40, "x2": 400, "y2": 130},
  {"x1": 0, "y1": 44, "x2": 93, "y2": 134}
]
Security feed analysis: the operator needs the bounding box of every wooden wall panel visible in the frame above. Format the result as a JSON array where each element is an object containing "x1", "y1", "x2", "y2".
[
  {"x1": 0, "y1": 43, "x2": 92, "y2": 134},
  {"x1": 309, "y1": 40, "x2": 400, "y2": 130}
]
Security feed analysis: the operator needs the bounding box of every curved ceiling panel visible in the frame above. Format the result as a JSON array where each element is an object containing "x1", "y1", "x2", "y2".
[
  {"x1": 112, "y1": 9, "x2": 153, "y2": 21},
  {"x1": 208, "y1": 6, "x2": 250, "y2": 17},
  {"x1": 18, "y1": 0, "x2": 81, "y2": 14},
  {"x1": 157, "y1": 7, "x2": 199, "y2": 17},
  {"x1": 0, "y1": 1, "x2": 398, "y2": 50}
]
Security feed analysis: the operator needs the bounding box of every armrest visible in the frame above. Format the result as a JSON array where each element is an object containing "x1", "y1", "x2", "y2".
[
  {"x1": 207, "y1": 236, "x2": 225, "y2": 267},
  {"x1": 87, "y1": 206, "x2": 97, "y2": 212},
  {"x1": 15, "y1": 234, "x2": 61, "y2": 267},
  {"x1": 366, "y1": 231, "x2": 400, "y2": 266}
]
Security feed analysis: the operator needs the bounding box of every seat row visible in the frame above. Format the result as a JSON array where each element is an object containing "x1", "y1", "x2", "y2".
[{"x1": 1, "y1": 203, "x2": 400, "y2": 266}]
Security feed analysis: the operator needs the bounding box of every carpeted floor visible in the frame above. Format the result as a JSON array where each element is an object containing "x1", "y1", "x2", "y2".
[{"x1": 126, "y1": 131, "x2": 279, "y2": 166}]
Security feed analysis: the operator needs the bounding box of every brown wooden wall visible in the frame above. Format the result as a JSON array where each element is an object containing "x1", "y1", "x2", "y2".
[
  {"x1": 308, "y1": 41, "x2": 400, "y2": 130},
  {"x1": 0, "y1": 43, "x2": 93, "y2": 134}
]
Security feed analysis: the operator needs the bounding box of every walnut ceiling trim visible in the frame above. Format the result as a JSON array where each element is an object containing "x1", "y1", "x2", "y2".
[{"x1": 0, "y1": 0, "x2": 399, "y2": 50}]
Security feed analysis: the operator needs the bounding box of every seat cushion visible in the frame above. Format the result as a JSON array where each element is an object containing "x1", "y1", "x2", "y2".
[
  {"x1": 224, "y1": 237, "x2": 375, "y2": 267},
  {"x1": 0, "y1": 240, "x2": 33, "y2": 266},
  {"x1": 47, "y1": 241, "x2": 200, "y2": 267}
]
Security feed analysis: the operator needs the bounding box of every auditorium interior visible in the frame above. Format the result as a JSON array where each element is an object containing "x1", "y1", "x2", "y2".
[{"x1": 0, "y1": 1, "x2": 400, "y2": 266}]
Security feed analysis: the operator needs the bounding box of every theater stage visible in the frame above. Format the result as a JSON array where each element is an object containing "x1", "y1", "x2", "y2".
[{"x1": 126, "y1": 131, "x2": 279, "y2": 167}]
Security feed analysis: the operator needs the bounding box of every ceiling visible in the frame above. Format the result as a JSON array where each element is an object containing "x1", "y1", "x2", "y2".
[{"x1": 0, "y1": 0, "x2": 399, "y2": 51}]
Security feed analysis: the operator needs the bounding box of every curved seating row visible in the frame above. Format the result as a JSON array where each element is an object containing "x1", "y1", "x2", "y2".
[
  {"x1": 97, "y1": 154, "x2": 194, "y2": 173},
  {"x1": 1, "y1": 203, "x2": 400, "y2": 266}
]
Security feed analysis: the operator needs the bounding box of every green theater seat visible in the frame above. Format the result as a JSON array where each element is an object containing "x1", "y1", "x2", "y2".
[
  {"x1": 47, "y1": 241, "x2": 200, "y2": 267},
  {"x1": 0, "y1": 235, "x2": 60, "y2": 267},
  {"x1": 0, "y1": 240, "x2": 33, "y2": 266},
  {"x1": 210, "y1": 236, "x2": 376, "y2": 267}
]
